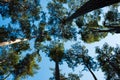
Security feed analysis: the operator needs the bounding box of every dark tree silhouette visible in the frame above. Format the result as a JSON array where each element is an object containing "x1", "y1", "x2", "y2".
[
  {"x1": 96, "y1": 43, "x2": 120, "y2": 80},
  {"x1": 65, "y1": 42, "x2": 97, "y2": 80},
  {"x1": 47, "y1": 1, "x2": 77, "y2": 41},
  {"x1": 79, "y1": 19, "x2": 108, "y2": 43},
  {"x1": 47, "y1": 42, "x2": 64, "y2": 80},
  {"x1": 65, "y1": 0, "x2": 120, "y2": 22}
]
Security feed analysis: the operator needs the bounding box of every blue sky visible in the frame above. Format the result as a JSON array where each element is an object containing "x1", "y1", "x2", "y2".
[{"x1": 34, "y1": 33, "x2": 120, "y2": 80}]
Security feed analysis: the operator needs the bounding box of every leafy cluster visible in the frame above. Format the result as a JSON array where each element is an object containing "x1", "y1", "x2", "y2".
[{"x1": 96, "y1": 43, "x2": 120, "y2": 80}]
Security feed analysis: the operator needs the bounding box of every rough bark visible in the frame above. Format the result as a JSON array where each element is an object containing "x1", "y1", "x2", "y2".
[{"x1": 66, "y1": 0, "x2": 120, "y2": 22}]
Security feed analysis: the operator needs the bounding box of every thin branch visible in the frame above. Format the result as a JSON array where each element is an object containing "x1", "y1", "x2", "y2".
[{"x1": 2, "y1": 72, "x2": 11, "y2": 80}]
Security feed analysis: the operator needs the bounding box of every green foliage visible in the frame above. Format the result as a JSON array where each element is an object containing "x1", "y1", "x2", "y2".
[
  {"x1": 65, "y1": 42, "x2": 97, "y2": 70},
  {"x1": 0, "y1": 50, "x2": 20, "y2": 75},
  {"x1": 0, "y1": 0, "x2": 41, "y2": 40},
  {"x1": 49, "y1": 69, "x2": 81, "y2": 80},
  {"x1": 62, "y1": 73, "x2": 81, "y2": 80},
  {"x1": 47, "y1": 1, "x2": 77, "y2": 41},
  {"x1": 65, "y1": 42, "x2": 97, "y2": 80},
  {"x1": 14, "y1": 52, "x2": 40, "y2": 79},
  {"x1": 1, "y1": 0, "x2": 40, "y2": 22},
  {"x1": 0, "y1": 26, "x2": 9, "y2": 42},
  {"x1": 47, "y1": 1, "x2": 67, "y2": 20},
  {"x1": 105, "y1": 11, "x2": 117, "y2": 22},
  {"x1": 96, "y1": 43, "x2": 120, "y2": 80},
  {"x1": 0, "y1": 0, "x2": 120, "y2": 80},
  {"x1": 0, "y1": 47, "x2": 41, "y2": 80},
  {"x1": 75, "y1": 16, "x2": 84, "y2": 28},
  {"x1": 77, "y1": 10, "x2": 108, "y2": 43},
  {"x1": 80, "y1": 27, "x2": 108, "y2": 43},
  {"x1": 61, "y1": 25, "x2": 77, "y2": 40},
  {"x1": 11, "y1": 41, "x2": 30, "y2": 52},
  {"x1": 49, "y1": 42, "x2": 64, "y2": 62},
  {"x1": 86, "y1": 20, "x2": 99, "y2": 28}
]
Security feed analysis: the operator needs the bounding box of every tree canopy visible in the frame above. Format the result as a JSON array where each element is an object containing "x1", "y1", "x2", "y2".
[
  {"x1": 0, "y1": 0, "x2": 120, "y2": 80},
  {"x1": 96, "y1": 43, "x2": 120, "y2": 80}
]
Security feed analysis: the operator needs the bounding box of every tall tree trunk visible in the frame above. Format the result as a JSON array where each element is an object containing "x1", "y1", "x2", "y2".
[
  {"x1": 65, "y1": 0, "x2": 120, "y2": 22},
  {"x1": 86, "y1": 65, "x2": 97, "y2": 80},
  {"x1": 55, "y1": 61, "x2": 60, "y2": 80}
]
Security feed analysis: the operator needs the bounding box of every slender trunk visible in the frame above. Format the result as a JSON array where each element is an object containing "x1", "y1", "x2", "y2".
[
  {"x1": 86, "y1": 65, "x2": 97, "y2": 80},
  {"x1": 55, "y1": 61, "x2": 60, "y2": 80},
  {"x1": 66, "y1": 0, "x2": 120, "y2": 22},
  {"x1": 82, "y1": 57, "x2": 97, "y2": 80}
]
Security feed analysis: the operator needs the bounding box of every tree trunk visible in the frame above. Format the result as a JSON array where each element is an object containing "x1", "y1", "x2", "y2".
[
  {"x1": 0, "y1": 38, "x2": 28, "y2": 46},
  {"x1": 92, "y1": 28, "x2": 115, "y2": 33},
  {"x1": 55, "y1": 61, "x2": 60, "y2": 80},
  {"x1": 86, "y1": 65, "x2": 97, "y2": 80},
  {"x1": 66, "y1": 0, "x2": 120, "y2": 22}
]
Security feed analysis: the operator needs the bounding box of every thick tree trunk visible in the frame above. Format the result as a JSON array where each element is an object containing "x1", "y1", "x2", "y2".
[
  {"x1": 66, "y1": 0, "x2": 120, "y2": 22},
  {"x1": 55, "y1": 62, "x2": 60, "y2": 80},
  {"x1": 86, "y1": 65, "x2": 97, "y2": 80}
]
